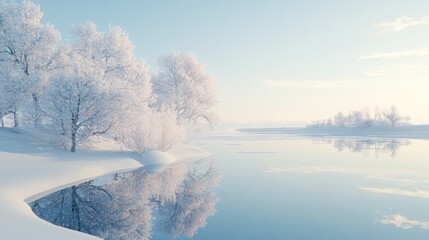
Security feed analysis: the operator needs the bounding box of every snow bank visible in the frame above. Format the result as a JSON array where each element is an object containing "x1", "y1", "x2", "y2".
[
  {"x1": 139, "y1": 149, "x2": 176, "y2": 165},
  {"x1": 0, "y1": 128, "x2": 209, "y2": 240}
]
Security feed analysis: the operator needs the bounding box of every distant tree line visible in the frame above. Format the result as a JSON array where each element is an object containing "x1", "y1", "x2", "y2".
[
  {"x1": 307, "y1": 106, "x2": 409, "y2": 129},
  {"x1": 0, "y1": 1, "x2": 218, "y2": 152}
]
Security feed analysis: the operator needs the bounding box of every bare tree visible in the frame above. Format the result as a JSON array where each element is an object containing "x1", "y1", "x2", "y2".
[{"x1": 383, "y1": 105, "x2": 409, "y2": 128}]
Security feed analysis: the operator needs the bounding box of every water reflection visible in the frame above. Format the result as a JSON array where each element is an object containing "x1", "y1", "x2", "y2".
[
  {"x1": 29, "y1": 158, "x2": 220, "y2": 240},
  {"x1": 313, "y1": 138, "x2": 410, "y2": 157}
]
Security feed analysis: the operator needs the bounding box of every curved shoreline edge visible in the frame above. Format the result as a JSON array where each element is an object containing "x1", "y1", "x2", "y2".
[{"x1": 0, "y1": 128, "x2": 209, "y2": 240}]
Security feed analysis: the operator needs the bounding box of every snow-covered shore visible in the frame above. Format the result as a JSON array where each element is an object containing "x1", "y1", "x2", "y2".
[{"x1": 0, "y1": 128, "x2": 209, "y2": 240}]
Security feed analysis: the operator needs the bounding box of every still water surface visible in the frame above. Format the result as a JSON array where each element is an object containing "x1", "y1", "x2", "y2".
[{"x1": 31, "y1": 133, "x2": 429, "y2": 239}]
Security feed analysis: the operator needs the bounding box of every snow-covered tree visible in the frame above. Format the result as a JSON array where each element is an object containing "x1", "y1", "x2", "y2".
[
  {"x1": 334, "y1": 112, "x2": 346, "y2": 127},
  {"x1": 374, "y1": 106, "x2": 382, "y2": 120},
  {"x1": 383, "y1": 105, "x2": 409, "y2": 128},
  {"x1": 0, "y1": 2, "x2": 218, "y2": 155},
  {"x1": 117, "y1": 52, "x2": 220, "y2": 154},
  {"x1": 152, "y1": 52, "x2": 218, "y2": 127},
  {"x1": 0, "y1": 68, "x2": 24, "y2": 127},
  {"x1": 42, "y1": 51, "x2": 116, "y2": 152},
  {"x1": 42, "y1": 23, "x2": 151, "y2": 152},
  {"x1": 0, "y1": 0, "x2": 60, "y2": 126},
  {"x1": 71, "y1": 22, "x2": 152, "y2": 113}
]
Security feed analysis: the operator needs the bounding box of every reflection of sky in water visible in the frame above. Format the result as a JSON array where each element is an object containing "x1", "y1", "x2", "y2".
[
  {"x1": 191, "y1": 135, "x2": 429, "y2": 240},
  {"x1": 30, "y1": 134, "x2": 429, "y2": 239}
]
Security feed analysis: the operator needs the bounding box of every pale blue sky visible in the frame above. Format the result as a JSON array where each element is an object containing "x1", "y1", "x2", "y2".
[{"x1": 34, "y1": 0, "x2": 429, "y2": 124}]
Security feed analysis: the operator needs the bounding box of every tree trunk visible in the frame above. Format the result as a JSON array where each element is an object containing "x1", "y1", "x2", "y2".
[
  {"x1": 32, "y1": 93, "x2": 41, "y2": 127},
  {"x1": 70, "y1": 94, "x2": 81, "y2": 152},
  {"x1": 71, "y1": 131, "x2": 77, "y2": 152},
  {"x1": 13, "y1": 110, "x2": 19, "y2": 127}
]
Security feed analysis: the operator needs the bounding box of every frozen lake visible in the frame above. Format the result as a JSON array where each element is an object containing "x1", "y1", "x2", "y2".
[{"x1": 31, "y1": 132, "x2": 429, "y2": 239}]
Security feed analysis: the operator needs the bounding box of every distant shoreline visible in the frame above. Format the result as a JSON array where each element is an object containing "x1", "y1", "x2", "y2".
[{"x1": 237, "y1": 125, "x2": 429, "y2": 140}]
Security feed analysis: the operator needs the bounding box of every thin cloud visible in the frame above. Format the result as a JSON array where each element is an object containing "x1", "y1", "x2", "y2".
[
  {"x1": 379, "y1": 214, "x2": 429, "y2": 230},
  {"x1": 377, "y1": 16, "x2": 429, "y2": 32},
  {"x1": 364, "y1": 65, "x2": 429, "y2": 77},
  {"x1": 364, "y1": 175, "x2": 421, "y2": 184},
  {"x1": 359, "y1": 48, "x2": 429, "y2": 60},
  {"x1": 360, "y1": 186, "x2": 429, "y2": 199},
  {"x1": 264, "y1": 80, "x2": 365, "y2": 89}
]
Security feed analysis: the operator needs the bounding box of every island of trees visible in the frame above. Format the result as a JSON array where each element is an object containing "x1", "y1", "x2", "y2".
[{"x1": 307, "y1": 106, "x2": 409, "y2": 129}]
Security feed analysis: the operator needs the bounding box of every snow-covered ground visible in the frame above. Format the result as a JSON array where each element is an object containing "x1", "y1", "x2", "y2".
[{"x1": 0, "y1": 128, "x2": 209, "y2": 240}]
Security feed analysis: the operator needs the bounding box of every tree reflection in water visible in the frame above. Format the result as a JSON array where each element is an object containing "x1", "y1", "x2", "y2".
[
  {"x1": 29, "y1": 158, "x2": 220, "y2": 240},
  {"x1": 313, "y1": 138, "x2": 410, "y2": 158}
]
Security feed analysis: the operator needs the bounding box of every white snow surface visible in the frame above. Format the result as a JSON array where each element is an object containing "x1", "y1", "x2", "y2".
[{"x1": 0, "y1": 128, "x2": 209, "y2": 240}]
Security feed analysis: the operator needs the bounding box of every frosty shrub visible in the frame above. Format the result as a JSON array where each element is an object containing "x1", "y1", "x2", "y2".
[{"x1": 118, "y1": 108, "x2": 187, "y2": 154}]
